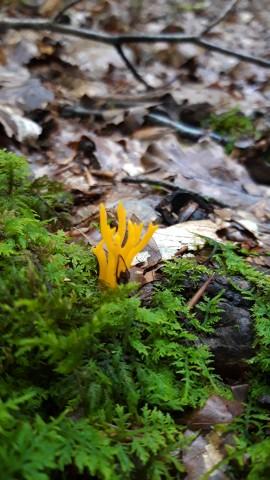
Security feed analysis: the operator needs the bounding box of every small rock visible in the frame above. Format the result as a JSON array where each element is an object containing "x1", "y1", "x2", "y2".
[{"x1": 202, "y1": 301, "x2": 254, "y2": 378}]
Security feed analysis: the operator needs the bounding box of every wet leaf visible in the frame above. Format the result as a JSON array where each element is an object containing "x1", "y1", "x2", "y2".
[
  {"x1": 186, "y1": 394, "x2": 244, "y2": 430},
  {"x1": 0, "y1": 107, "x2": 42, "y2": 144},
  {"x1": 153, "y1": 220, "x2": 220, "y2": 260}
]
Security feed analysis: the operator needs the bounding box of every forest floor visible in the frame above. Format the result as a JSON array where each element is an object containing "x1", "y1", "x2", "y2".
[{"x1": 0, "y1": 1, "x2": 270, "y2": 479}]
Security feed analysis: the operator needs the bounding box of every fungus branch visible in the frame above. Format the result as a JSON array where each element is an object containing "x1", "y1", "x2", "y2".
[{"x1": 92, "y1": 203, "x2": 158, "y2": 288}]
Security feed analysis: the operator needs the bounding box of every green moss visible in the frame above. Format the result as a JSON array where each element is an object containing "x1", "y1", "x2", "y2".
[
  {"x1": 206, "y1": 107, "x2": 259, "y2": 153},
  {"x1": 0, "y1": 150, "x2": 269, "y2": 479},
  {"x1": 209, "y1": 107, "x2": 255, "y2": 135}
]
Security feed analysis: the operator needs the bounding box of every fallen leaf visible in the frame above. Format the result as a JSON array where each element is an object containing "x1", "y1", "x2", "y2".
[
  {"x1": 0, "y1": 78, "x2": 54, "y2": 112},
  {"x1": 153, "y1": 220, "x2": 220, "y2": 260},
  {"x1": 183, "y1": 430, "x2": 228, "y2": 480},
  {"x1": 0, "y1": 107, "x2": 42, "y2": 144},
  {"x1": 186, "y1": 394, "x2": 244, "y2": 430}
]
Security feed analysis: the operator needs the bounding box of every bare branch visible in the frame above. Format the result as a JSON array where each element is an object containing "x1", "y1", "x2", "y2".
[
  {"x1": 0, "y1": 15, "x2": 270, "y2": 87},
  {"x1": 201, "y1": 0, "x2": 239, "y2": 35}
]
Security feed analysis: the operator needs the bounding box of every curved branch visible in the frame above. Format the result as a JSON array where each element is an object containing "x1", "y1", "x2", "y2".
[{"x1": 115, "y1": 44, "x2": 152, "y2": 90}]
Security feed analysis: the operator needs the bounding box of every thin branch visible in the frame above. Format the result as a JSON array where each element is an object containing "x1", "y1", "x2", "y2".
[
  {"x1": 121, "y1": 176, "x2": 179, "y2": 192},
  {"x1": 0, "y1": 18, "x2": 269, "y2": 69},
  {"x1": 115, "y1": 44, "x2": 152, "y2": 90},
  {"x1": 193, "y1": 37, "x2": 270, "y2": 69},
  {"x1": 53, "y1": 0, "x2": 84, "y2": 23},
  {"x1": 201, "y1": 0, "x2": 239, "y2": 35}
]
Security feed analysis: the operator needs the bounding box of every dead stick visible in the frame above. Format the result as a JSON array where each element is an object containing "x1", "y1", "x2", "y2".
[
  {"x1": 121, "y1": 176, "x2": 179, "y2": 192},
  {"x1": 121, "y1": 177, "x2": 228, "y2": 209},
  {"x1": 187, "y1": 274, "x2": 215, "y2": 309}
]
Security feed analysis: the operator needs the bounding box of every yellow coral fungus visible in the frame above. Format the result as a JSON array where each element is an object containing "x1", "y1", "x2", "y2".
[{"x1": 92, "y1": 202, "x2": 158, "y2": 287}]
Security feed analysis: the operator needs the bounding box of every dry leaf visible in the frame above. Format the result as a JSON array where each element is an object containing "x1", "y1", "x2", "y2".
[
  {"x1": 183, "y1": 430, "x2": 227, "y2": 480},
  {"x1": 0, "y1": 107, "x2": 42, "y2": 144},
  {"x1": 153, "y1": 220, "x2": 220, "y2": 260}
]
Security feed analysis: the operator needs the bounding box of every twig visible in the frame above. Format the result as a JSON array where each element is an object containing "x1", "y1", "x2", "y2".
[
  {"x1": 121, "y1": 177, "x2": 228, "y2": 208},
  {"x1": 53, "y1": 0, "x2": 84, "y2": 23},
  {"x1": 122, "y1": 176, "x2": 179, "y2": 192},
  {"x1": 187, "y1": 274, "x2": 215, "y2": 309},
  {"x1": 193, "y1": 37, "x2": 270, "y2": 68},
  {"x1": 115, "y1": 44, "x2": 152, "y2": 90},
  {"x1": 52, "y1": 0, "x2": 83, "y2": 23},
  {"x1": 201, "y1": 0, "x2": 239, "y2": 35}
]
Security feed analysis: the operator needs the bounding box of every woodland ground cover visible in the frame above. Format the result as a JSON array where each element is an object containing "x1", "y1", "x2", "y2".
[{"x1": 0, "y1": 150, "x2": 270, "y2": 479}]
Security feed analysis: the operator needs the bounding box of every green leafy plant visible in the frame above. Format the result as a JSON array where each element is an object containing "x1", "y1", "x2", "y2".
[{"x1": 0, "y1": 150, "x2": 270, "y2": 479}]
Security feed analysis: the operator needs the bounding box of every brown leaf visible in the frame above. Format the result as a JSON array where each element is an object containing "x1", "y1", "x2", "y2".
[{"x1": 187, "y1": 394, "x2": 244, "y2": 431}]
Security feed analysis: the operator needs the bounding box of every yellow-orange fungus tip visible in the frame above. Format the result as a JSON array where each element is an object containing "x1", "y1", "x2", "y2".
[{"x1": 92, "y1": 203, "x2": 158, "y2": 287}]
